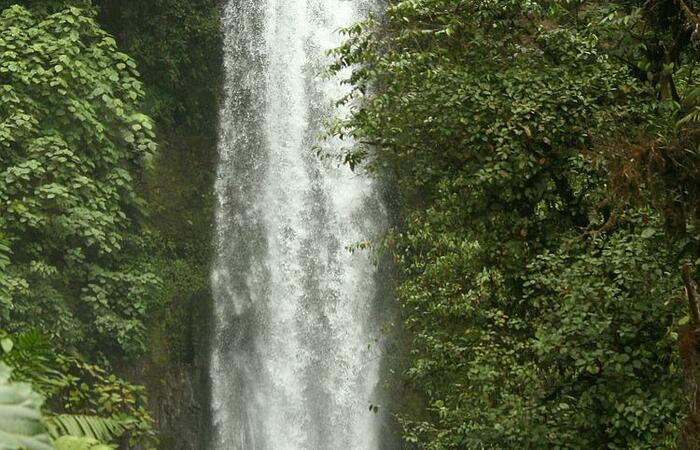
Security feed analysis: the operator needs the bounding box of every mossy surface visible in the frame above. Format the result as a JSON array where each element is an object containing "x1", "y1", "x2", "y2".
[{"x1": 94, "y1": 1, "x2": 223, "y2": 448}]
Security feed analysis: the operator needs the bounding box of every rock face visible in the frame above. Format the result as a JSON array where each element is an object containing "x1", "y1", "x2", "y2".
[
  {"x1": 150, "y1": 366, "x2": 207, "y2": 450},
  {"x1": 91, "y1": 2, "x2": 224, "y2": 449},
  {"x1": 131, "y1": 124, "x2": 218, "y2": 450},
  {"x1": 123, "y1": 276, "x2": 214, "y2": 450},
  {"x1": 148, "y1": 355, "x2": 210, "y2": 450}
]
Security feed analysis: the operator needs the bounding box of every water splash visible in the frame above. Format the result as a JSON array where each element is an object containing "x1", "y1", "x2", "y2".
[{"x1": 210, "y1": 1, "x2": 385, "y2": 448}]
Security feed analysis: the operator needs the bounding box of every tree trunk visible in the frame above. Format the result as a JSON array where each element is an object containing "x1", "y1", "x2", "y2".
[{"x1": 680, "y1": 262, "x2": 700, "y2": 449}]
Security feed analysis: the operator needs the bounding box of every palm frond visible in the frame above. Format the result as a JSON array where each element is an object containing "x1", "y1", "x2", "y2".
[{"x1": 44, "y1": 414, "x2": 129, "y2": 442}]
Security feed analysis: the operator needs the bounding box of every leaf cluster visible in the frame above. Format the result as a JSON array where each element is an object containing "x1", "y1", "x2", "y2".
[
  {"x1": 330, "y1": 0, "x2": 700, "y2": 447},
  {"x1": 0, "y1": 4, "x2": 161, "y2": 356}
]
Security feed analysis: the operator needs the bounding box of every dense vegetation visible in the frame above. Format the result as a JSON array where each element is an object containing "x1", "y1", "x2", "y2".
[
  {"x1": 331, "y1": 0, "x2": 700, "y2": 448},
  {"x1": 0, "y1": 2, "x2": 159, "y2": 357},
  {"x1": 4, "y1": 0, "x2": 700, "y2": 448},
  {"x1": 0, "y1": 0, "x2": 221, "y2": 448}
]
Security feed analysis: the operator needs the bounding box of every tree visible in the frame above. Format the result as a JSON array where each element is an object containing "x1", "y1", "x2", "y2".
[
  {"x1": 331, "y1": 0, "x2": 698, "y2": 447},
  {"x1": 0, "y1": 4, "x2": 160, "y2": 356}
]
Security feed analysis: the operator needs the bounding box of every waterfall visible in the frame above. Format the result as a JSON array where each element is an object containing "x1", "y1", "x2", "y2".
[{"x1": 209, "y1": 0, "x2": 386, "y2": 449}]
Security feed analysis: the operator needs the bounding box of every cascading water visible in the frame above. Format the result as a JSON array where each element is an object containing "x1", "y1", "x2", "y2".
[{"x1": 209, "y1": 0, "x2": 386, "y2": 449}]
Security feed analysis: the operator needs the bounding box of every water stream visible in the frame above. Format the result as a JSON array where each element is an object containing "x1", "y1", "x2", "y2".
[{"x1": 209, "y1": 0, "x2": 385, "y2": 448}]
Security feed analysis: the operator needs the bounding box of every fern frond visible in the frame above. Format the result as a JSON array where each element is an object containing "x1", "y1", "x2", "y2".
[
  {"x1": 44, "y1": 414, "x2": 129, "y2": 442},
  {"x1": 0, "y1": 330, "x2": 65, "y2": 395}
]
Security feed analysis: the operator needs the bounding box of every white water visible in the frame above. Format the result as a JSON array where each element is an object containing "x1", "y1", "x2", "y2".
[{"x1": 210, "y1": 1, "x2": 385, "y2": 449}]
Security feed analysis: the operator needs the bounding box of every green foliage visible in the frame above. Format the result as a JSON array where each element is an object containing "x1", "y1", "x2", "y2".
[
  {"x1": 96, "y1": 0, "x2": 222, "y2": 133},
  {"x1": 54, "y1": 436, "x2": 113, "y2": 450},
  {"x1": 45, "y1": 414, "x2": 127, "y2": 443},
  {"x1": 89, "y1": 4, "x2": 221, "y2": 446},
  {"x1": 0, "y1": 330, "x2": 66, "y2": 396},
  {"x1": 332, "y1": 0, "x2": 700, "y2": 448},
  {"x1": 0, "y1": 363, "x2": 53, "y2": 450},
  {"x1": 92, "y1": 0, "x2": 219, "y2": 376},
  {"x1": 54, "y1": 359, "x2": 157, "y2": 449},
  {"x1": 0, "y1": 362, "x2": 118, "y2": 450},
  {"x1": 521, "y1": 216, "x2": 681, "y2": 448},
  {"x1": 0, "y1": 0, "x2": 88, "y2": 13},
  {"x1": 0, "y1": 1, "x2": 222, "y2": 448},
  {"x1": 0, "y1": 4, "x2": 160, "y2": 356},
  {"x1": 94, "y1": 0, "x2": 221, "y2": 371},
  {"x1": 0, "y1": 329, "x2": 156, "y2": 448}
]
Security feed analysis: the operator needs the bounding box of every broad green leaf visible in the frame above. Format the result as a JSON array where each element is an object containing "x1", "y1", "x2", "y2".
[
  {"x1": 1, "y1": 338, "x2": 13, "y2": 354},
  {"x1": 0, "y1": 363, "x2": 53, "y2": 450}
]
